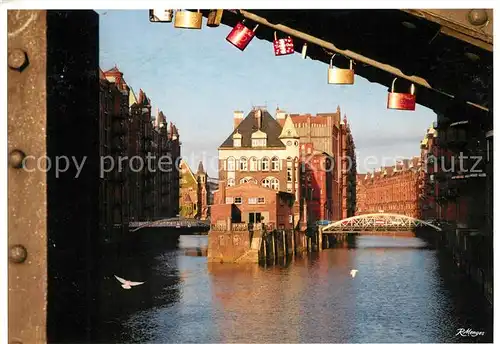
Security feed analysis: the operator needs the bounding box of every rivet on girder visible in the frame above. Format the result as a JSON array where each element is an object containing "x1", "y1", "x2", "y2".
[
  {"x1": 8, "y1": 49, "x2": 29, "y2": 72},
  {"x1": 9, "y1": 245, "x2": 28, "y2": 264},
  {"x1": 468, "y1": 9, "x2": 488, "y2": 26},
  {"x1": 9, "y1": 150, "x2": 26, "y2": 169}
]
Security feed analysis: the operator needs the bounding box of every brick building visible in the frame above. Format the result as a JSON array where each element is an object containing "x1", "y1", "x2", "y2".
[
  {"x1": 99, "y1": 66, "x2": 181, "y2": 237},
  {"x1": 211, "y1": 181, "x2": 295, "y2": 230},
  {"x1": 179, "y1": 160, "x2": 209, "y2": 219},
  {"x1": 217, "y1": 107, "x2": 303, "y2": 228},
  {"x1": 213, "y1": 106, "x2": 357, "y2": 229},
  {"x1": 356, "y1": 157, "x2": 421, "y2": 218},
  {"x1": 99, "y1": 67, "x2": 130, "y2": 243},
  {"x1": 299, "y1": 143, "x2": 333, "y2": 223},
  {"x1": 421, "y1": 114, "x2": 490, "y2": 229},
  {"x1": 279, "y1": 106, "x2": 357, "y2": 220}
]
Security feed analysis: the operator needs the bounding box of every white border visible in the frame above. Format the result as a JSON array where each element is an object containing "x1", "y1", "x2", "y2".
[{"x1": 0, "y1": 3, "x2": 498, "y2": 344}]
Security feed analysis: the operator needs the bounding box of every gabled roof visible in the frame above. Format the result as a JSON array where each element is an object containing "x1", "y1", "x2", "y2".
[
  {"x1": 197, "y1": 161, "x2": 205, "y2": 174},
  {"x1": 279, "y1": 115, "x2": 299, "y2": 139},
  {"x1": 137, "y1": 89, "x2": 150, "y2": 106},
  {"x1": 182, "y1": 193, "x2": 193, "y2": 203},
  {"x1": 219, "y1": 108, "x2": 286, "y2": 149},
  {"x1": 180, "y1": 160, "x2": 198, "y2": 186},
  {"x1": 105, "y1": 65, "x2": 122, "y2": 74},
  {"x1": 129, "y1": 87, "x2": 137, "y2": 107}
]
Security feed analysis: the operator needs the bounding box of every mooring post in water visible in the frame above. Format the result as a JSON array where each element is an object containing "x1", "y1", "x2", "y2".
[
  {"x1": 282, "y1": 229, "x2": 288, "y2": 257},
  {"x1": 318, "y1": 227, "x2": 323, "y2": 251}
]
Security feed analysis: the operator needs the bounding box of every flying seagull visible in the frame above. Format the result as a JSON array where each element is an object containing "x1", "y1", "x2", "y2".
[
  {"x1": 350, "y1": 269, "x2": 358, "y2": 278},
  {"x1": 114, "y1": 275, "x2": 145, "y2": 289}
]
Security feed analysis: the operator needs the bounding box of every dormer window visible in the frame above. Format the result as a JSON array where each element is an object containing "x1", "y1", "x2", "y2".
[
  {"x1": 252, "y1": 138, "x2": 266, "y2": 147},
  {"x1": 233, "y1": 131, "x2": 242, "y2": 147},
  {"x1": 251, "y1": 130, "x2": 267, "y2": 147}
]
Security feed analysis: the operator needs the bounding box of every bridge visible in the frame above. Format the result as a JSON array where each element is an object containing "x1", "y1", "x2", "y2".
[
  {"x1": 321, "y1": 213, "x2": 442, "y2": 233},
  {"x1": 129, "y1": 217, "x2": 210, "y2": 233}
]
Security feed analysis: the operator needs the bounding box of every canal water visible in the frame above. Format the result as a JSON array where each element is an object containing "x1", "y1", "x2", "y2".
[{"x1": 95, "y1": 234, "x2": 493, "y2": 343}]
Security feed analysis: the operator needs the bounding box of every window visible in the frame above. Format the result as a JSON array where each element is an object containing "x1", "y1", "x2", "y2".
[
  {"x1": 262, "y1": 179, "x2": 270, "y2": 188},
  {"x1": 239, "y1": 157, "x2": 248, "y2": 171},
  {"x1": 250, "y1": 157, "x2": 258, "y2": 171},
  {"x1": 225, "y1": 197, "x2": 234, "y2": 204},
  {"x1": 261, "y1": 157, "x2": 269, "y2": 171},
  {"x1": 271, "y1": 178, "x2": 279, "y2": 190},
  {"x1": 287, "y1": 167, "x2": 293, "y2": 182},
  {"x1": 227, "y1": 178, "x2": 235, "y2": 187},
  {"x1": 248, "y1": 197, "x2": 258, "y2": 204},
  {"x1": 234, "y1": 197, "x2": 242, "y2": 204},
  {"x1": 289, "y1": 215, "x2": 293, "y2": 224},
  {"x1": 240, "y1": 176, "x2": 256, "y2": 184},
  {"x1": 258, "y1": 197, "x2": 265, "y2": 204},
  {"x1": 252, "y1": 138, "x2": 266, "y2": 147},
  {"x1": 227, "y1": 157, "x2": 235, "y2": 171},
  {"x1": 233, "y1": 139, "x2": 241, "y2": 147},
  {"x1": 249, "y1": 212, "x2": 262, "y2": 223},
  {"x1": 271, "y1": 157, "x2": 280, "y2": 171}
]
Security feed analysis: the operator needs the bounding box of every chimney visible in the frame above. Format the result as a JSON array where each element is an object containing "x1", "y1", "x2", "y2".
[
  {"x1": 276, "y1": 107, "x2": 287, "y2": 120},
  {"x1": 219, "y1": 180, "x2": 226, "y2": 204},
  {"x1": 234, "y1": 111, "x2": 244, "y2": 129},
  {"x1": 255, "y1": 109, "x2": 262, "y2": 130}
]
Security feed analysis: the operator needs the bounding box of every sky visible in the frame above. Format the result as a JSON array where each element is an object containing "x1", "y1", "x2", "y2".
[{"x1": 97, "y1": 10, "x2": 437, "y2": 177}]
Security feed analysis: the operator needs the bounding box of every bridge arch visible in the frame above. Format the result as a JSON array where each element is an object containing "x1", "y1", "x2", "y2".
[
  {"x1": 129, "y1": 217, "x2": 210, "y2": 232},
  {"x1": 321, "y1": 213, "x2": 442, "y2": 233}
]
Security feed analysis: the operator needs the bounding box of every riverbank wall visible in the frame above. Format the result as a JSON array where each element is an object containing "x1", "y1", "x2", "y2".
[
  {"x1": 416, "y1": 226, "x2": 493, "y2": 305},
  {"x1": 207, "y1": 223, "x2": 316, "y2": 264}
]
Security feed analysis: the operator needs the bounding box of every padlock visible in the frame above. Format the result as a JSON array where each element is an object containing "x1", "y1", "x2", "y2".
[
  {"x1": 174, "y1": 10, "x2": 202, "y2": 29},
  {"x1": 327, "y1": 54, "x2": 355, "y2": 85},
  {"x1": 226, "y1": 20, "x2": 259, "y2": 51},
  {"x1": 387, "y1": 78, "x2": 416, "y2": 111},
  {"x1": 207, "y1": 9, "x2": 224, "y2": 27},
  {"x1": 301, "y1": 43, "x2": 308, "y2": 59},
  {"x1": 273, "y1": 31, "x2": 294, "y2": 56},
  {"x1": 149, "y1": 9, "x2": 173, "y2": 23}
]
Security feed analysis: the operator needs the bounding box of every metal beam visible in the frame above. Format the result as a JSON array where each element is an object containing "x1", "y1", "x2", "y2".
[
  {"x1": 238, "y1": 10, "x2": 489, "y2": 113},
  {"x1": 403, "y1": 9, "x2": 493, "y2": 52},
  {"x1": 8, "y1": 10, "x2": 48, "y2": 344}
]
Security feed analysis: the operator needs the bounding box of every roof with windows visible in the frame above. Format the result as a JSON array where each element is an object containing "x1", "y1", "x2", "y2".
[{"x1": 219, "y1": 108, "x2": 286, "y2": 149}]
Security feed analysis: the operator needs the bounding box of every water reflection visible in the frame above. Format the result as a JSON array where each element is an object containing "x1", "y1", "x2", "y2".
[{"x1": 95, "y1": 235, "x2": 492, "y2": 343}]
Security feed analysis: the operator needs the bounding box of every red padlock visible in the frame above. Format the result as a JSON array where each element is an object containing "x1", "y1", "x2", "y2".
[
  {"x1": 226, "y1": 20, "x2": 259, "y2": 51},
  {"x1": 387, "y1": 78, "x2": 416, "y2": 111},
  {"x1": 273, "y1": 31, "x2": 294, "y2": 56}
]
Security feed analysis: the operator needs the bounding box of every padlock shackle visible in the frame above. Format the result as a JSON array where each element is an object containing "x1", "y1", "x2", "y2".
[
  {"x1": 391, "y1": 77, "x2": 415, "y2": 94},
  {"x1": 391, "y1": 77, "x2": 398, "y2": 92},
  {"x1": 330, "y1": 54, "x2": 354, "y2": 70}
]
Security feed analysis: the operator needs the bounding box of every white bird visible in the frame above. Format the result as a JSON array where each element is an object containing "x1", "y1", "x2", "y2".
[
  {"x1": 350, "y1": 269, "x2": 358, "y2": 278},
  {"x1": 114, "y1": 275, "x2": 145, "y2": 289}
]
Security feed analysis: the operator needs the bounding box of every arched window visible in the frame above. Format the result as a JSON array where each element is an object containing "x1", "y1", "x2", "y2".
[
  {"x1": 240, "y1": 177, "x2": 257, "y2": 184},
  {"x1": 261, "y1": 157, "x2": 269, "y2": 171},
  {"x1": 239, "y1": 157, "x2": 248, "y2": 171},
  {"x1": 227, "y1": 157, "x2": 235, "y2": 172},
  {"x1": 262, "y1": 177, "x2": 279, "y2": 190},
  {"x1": 227, "y1": 178, "x2": 235, "y2": 187},
  {"x1": 271, "y1": 157, "x2": 280, "y2": 171},
  {"x1": 249, "y1": 157, "x2": 258, "y2": 171}
]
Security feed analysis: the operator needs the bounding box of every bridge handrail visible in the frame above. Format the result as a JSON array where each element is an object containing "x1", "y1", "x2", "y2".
[{"x1": 321, "y1": 213, "x2": 442, "y2": 232}]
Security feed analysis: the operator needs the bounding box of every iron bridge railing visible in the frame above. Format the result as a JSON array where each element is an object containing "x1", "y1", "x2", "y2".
[{"x1": 321, "y1": 213, "x2": 442, "y2": 233}]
